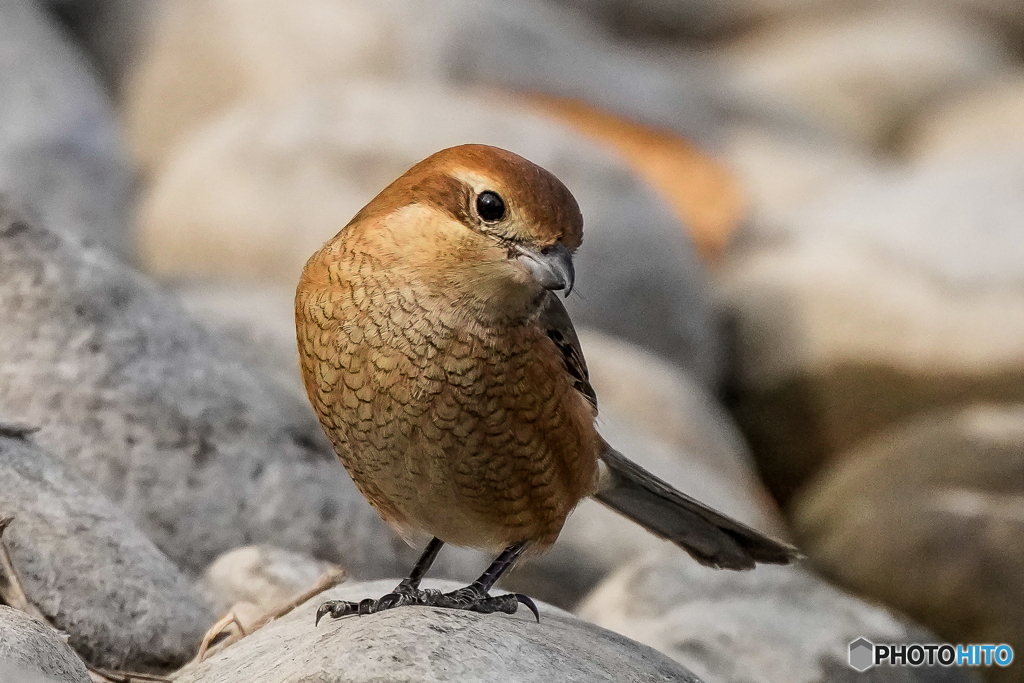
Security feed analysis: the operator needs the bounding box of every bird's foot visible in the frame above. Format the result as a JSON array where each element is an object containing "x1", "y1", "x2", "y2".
[
  {"x1": 428, "y1": 585, "x2": 540, "y2": 622},
  {"x1": 315, "y1": 583, "x2": 440, "y2": 624},
  {"x1": 315, "y1": 584, "x2": 539, "y2": 624}
]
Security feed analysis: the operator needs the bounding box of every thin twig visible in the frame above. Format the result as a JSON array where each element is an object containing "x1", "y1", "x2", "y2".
[
  {"x1": 193, "y1": 566, "x2": 346, "y2": 662},
  {"x1": 195, "y1": 612, "x2": 246, "y2": 662},
  {"x1": 0, "y1": 516, "x2": 46, "y2": 620},
  {"x1": 250, "y1": 566, "x2": 346, "y2": 632}
]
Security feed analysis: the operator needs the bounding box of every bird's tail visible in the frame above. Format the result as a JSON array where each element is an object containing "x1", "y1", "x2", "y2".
[{"x1": 594, "y1": 444, "x2": 800, "y2": 570}]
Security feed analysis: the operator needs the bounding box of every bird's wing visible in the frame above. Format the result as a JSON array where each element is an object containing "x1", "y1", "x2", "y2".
[{"x1": 537, "y1": 292, "x2": 598, "y2": 411}]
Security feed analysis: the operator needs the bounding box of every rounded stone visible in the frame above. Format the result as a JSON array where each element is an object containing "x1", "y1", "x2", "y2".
[{"x1": 173, "y1": 579, "x2": 704, "y2": 683}]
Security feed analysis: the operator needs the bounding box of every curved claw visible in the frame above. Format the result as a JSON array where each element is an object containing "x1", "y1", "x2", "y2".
[
  {"x1": 316, "y1": 602, "x2": 334, "y2": 626},
  {"x1": 375, "y1": 593, "x2": 401, "y2": 611},
  {"x1": 315, "y1": 602, "x2": 331, "y2": 626},
  {"x1": 316, "y1": 599, "x2": 360, "y2": 625},
  {"x1": 515, "y1": 594, "x2": 540, "y2": 622}
]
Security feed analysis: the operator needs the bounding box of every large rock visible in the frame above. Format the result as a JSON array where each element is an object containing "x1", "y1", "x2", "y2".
[
  {"x1": 399, "y1": 0, "x2": 716, "y2": 139},
  {"x1": 0, "y1": 434, "x2": 212, "y2": 672},
  {"x1": 790, "y1": 405, "x2": 1024, "y2": 683},
  {"x1": 720, "y1": 154, "x2": 1024, "y2": 500},
  {"x1": 171, "y1": 282, "x2": 308, "y2": 401},
  {"x1": 579, "y1": 552, "x2": 982, "y2": 683},
  {"x1": 0, "y1": 606, "x2": 90, "y2": 683},
  {"x1": 140, "y1": 81, "x2": 723, "y2": 386},
  {"x1": 0, "y1": 0, "x2": 132, "y2": 257},
  {"x1": 173, "y1": 578, "x2": 703, "y2": 683},
  {"x1": 715, "y1": 5, "x2": 1012, "y2": 150},
  {"x1": 721, "y1": 123, "x2": 879, "y2": 236},
  {"x1": 0, "y1": 197, "x2": 481, "y2": 582},
  {"x1": 906, "y1": 71, "x2": 1024, "y2": 164},
  {"x1": 123, "y1": 0, "x2": 716, "y2": 175}
]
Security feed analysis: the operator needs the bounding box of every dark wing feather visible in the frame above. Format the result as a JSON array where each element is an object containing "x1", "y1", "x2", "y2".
[{"x1": 536, "y1": 292, "x2": 597, "y2": 411}]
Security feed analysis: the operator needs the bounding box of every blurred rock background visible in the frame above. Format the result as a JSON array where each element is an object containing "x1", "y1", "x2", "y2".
[{"x1": 1, "y1": 0, "x2": 1022, "y2": 681}]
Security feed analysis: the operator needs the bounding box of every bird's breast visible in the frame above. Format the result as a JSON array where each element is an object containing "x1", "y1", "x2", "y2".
[{"x1": 296, "y1": 264, "x2": 600, "y2": 549}]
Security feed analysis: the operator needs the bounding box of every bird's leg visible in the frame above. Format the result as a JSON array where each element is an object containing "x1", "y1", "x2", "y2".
[
  {"x1": 316, "y1": 537, "x2": 445, "y2": 624},
  {"x1": 315, "y1": 540, "x2": 539, "y2": 623},
  {"x1": 428, "y1": 542, "x2": 540, "y2": 621}
]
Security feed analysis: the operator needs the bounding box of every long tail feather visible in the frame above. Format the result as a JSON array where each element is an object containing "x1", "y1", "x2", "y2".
[{"x1": 594, "y1": 444, "x2": 800, "y2": 570}]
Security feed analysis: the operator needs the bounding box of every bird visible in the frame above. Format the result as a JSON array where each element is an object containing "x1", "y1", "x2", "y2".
[{"x1": 295, "y1": 143, "x2": 799, "y2": 622}]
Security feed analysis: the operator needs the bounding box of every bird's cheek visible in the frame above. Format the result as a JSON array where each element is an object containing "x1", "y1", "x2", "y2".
[{"x1": 462, "y1": 260, "x2": 537, "y2": 307}]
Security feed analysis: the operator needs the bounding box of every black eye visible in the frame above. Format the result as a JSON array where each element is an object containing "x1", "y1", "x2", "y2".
[{"x1": 476, "y1": 191, "x2": 506, "y2": 222}]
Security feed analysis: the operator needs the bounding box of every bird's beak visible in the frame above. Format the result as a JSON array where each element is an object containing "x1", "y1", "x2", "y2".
[{"x1": 516, "y1": 242, "x2": 575, "y2": 297}]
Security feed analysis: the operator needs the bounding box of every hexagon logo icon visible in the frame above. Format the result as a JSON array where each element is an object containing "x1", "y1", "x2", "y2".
[{"x1": 849, "y1": 638, "x2": 875, "y2": 672}]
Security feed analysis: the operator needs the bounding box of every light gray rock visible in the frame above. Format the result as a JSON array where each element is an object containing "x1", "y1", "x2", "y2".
[
  {"x1": 0, "y1": 434, "x2": 212, "y2": 672},
  {"x1": 579, "y1": 553, "x2": 982, "y2": 683},
  {"x1": 790, "y1": 405, "x2": 1024, "y2": 683},
  {"x1": 140, "y1": 81, "x2": 722, "y2": 385},
  {"x1": 905, "y1": 71, "x2": 1024, "y2": 164},
  {"x1": 401, "y1": 0, "x2": 716, "y2": 138},
  {"x1": 0, "y1": 0, "x2": 132, "y2": 257},
  {"x1": 715, "y1": 5, "x2": 1013, "y2": 150},
  {"x1": 173, "y1": 578, "x2": 703, "y2": 683},
  {"x1": 0, "y1": 606, "x2": 90, "y2": 683},
  {"x1": 721, "y1": 123, "x2": 881, "y2": 237},
  {"x1": 200, "y1": 545, "x2": 338, "y2": 614},
  {"x1": 124, "y1": 0, "x2": 717, "y2": 175},
  {"x1": 0, "y1": 197, "x2": 480, "y2": 582},
  {"x1": 720, "y1": 154, "x2": 1024, "y2": 500},
  {"x1": 0, "y1": 663, "x2": 80, "y2": 683},
  {"x1": 171, "y1": 282, "x2": 308, "y2": 401}
]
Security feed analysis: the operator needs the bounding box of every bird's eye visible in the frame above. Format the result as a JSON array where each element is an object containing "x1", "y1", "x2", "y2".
[{"x1": 476, "y1": 191, "x2": 506, "y2": 222}]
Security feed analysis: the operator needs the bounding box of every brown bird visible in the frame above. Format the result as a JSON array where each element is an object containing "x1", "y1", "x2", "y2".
[{"x1": 296, "y1": 144, "x2": 798, "y2": 622}]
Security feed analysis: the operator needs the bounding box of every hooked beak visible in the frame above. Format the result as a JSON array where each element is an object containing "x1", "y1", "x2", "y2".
[{"x1": 516, "y1": 242, "x2": 575, "y2": 297}]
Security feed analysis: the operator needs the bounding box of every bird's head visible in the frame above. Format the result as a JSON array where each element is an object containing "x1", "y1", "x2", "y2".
[{"x1": 339, "y1": 144, "x2": 583, "y2": 321}]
